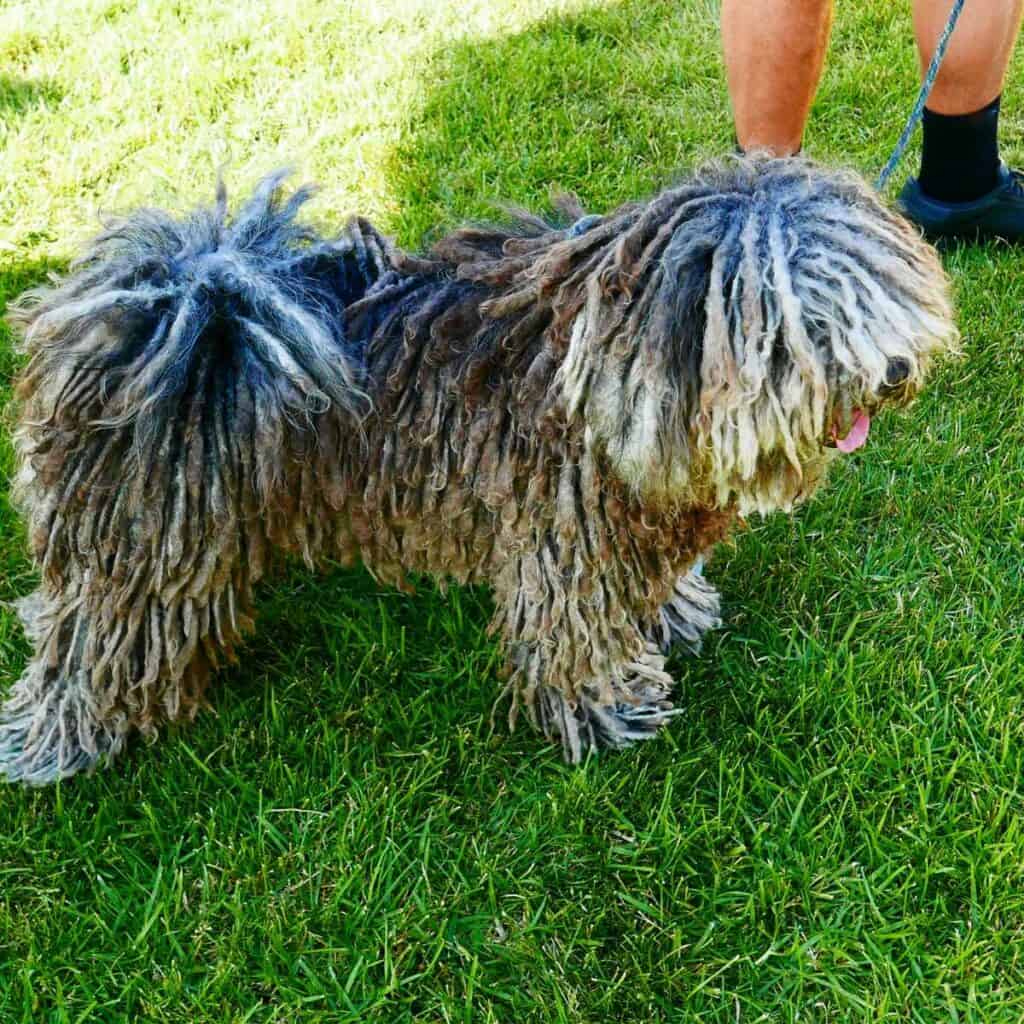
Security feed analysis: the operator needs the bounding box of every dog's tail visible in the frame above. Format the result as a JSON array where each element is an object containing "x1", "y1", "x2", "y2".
[{"x1": 3, "y1": 174, "x2": 382, "y2": 782}]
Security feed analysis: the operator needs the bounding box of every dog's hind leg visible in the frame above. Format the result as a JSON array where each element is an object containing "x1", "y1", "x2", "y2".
[
  {"x1": 0, "y1": 559, "x2": 255, "y2": 784},
  {"x1": 645, "y1": 562, "x2": 722, "y2": 655},
  {"x1": 3, "y1": 176, "x2": 372, "y2": 783},
  {"x1": 0, "y1": 591, "x2": 127, "y2": 783},
  {"x1": 1, "y1": 425, "x2": 264, "y2": 784}
]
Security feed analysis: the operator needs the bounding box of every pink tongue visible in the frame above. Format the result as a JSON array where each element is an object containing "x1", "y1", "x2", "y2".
[{"x1": 835, "y1": 409, "x2": 870, "y2": 453}]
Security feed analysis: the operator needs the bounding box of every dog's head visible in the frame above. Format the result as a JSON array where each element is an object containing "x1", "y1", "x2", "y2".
[{"x1": 556, "y1": 157, "x2": 958, "y2": 515}]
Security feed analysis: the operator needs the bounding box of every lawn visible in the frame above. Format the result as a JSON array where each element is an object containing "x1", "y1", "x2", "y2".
[{"x1": 2, "y1": 0, "x2": 1024, "y2": 1020}]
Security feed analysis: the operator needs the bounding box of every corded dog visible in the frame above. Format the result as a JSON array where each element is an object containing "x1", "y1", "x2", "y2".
[{"x1": 2, "y1": 157, "x2": 957, "y2": 783}]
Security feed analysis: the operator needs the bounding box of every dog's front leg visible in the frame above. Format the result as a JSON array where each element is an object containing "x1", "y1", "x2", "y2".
[
  {"x1": 492, "y1": 553, "x2": 681, "y2": 763},
  {"x1": 533, "y1": 643, "x2": 682, "y2": 763},
  {"x1": 645, "y1": 562, "x2": 722, "y2": 655}
]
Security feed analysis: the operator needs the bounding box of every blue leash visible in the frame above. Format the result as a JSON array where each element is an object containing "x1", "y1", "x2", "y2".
[{"x1": 875, "y1": 0, "x2": 968, "y2": 190}]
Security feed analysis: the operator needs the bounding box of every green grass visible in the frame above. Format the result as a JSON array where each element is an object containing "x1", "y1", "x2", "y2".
[{"x1": 2, "y1": 0, "x2": 1024, "y2": 1019}]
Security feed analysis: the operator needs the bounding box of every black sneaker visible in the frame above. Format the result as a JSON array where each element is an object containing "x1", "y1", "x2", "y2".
[{"x1": 897, "y1": 163, "x2": 1024, "y2": 242}]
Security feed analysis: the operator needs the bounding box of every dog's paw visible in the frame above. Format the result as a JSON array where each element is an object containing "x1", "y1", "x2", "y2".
[
  {"x1": 537, "y1": 643, "x2": 681, "y2": 763},
  {"x1": 0, "y1": 667, "x2": 125, "y2": 785},
  {"x1": 648, "y1": 566, "x2": 722, "y2": 655}
]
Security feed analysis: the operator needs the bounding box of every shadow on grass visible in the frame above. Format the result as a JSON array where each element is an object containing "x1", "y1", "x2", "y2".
[
  {"x1": 0, "y1": 75, "x2": 62, "y2": 120},
  {"x1": 383, "y1": 0, "x2": 727, "y2": 248},
  {"x1": 0, "y1": 256, "x2": 63, "y2": 389},
  {"x1": 0, "y1": 261, "x2": 63, "y2": 703}
]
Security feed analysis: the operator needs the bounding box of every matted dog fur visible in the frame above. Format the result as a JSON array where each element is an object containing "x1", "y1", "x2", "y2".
[{"x1": 2, "y1": 158, "x2": 957, "y2": 784}]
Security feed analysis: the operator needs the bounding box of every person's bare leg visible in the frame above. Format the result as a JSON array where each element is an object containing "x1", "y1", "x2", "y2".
[
  {"x1": 722, "y1": 0, "x2": 834, "y2": 156},
  {"x1": 915, "y1": 0, "x2": 1024, "y2": 114}
]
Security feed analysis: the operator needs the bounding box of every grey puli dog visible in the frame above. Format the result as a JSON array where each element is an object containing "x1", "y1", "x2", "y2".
[{"x1": 2, "y1": 157, "x2": 957, "y2": 784}]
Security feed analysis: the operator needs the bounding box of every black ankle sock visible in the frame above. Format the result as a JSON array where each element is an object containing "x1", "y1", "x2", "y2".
[{"x1": 919, "y1": 95, "x2": 1002, "y2": 203}]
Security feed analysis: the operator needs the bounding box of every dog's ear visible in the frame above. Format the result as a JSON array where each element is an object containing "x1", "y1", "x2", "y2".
[
  {"x1": 646, "y1": 235, "x2": 715, "y2": 423},
  {"x1": 554, "y1": 287, "x2": 696, "y2": 500},
  {"x1": 552, "y1": 217, "x2": 724, "y2": 501}
]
